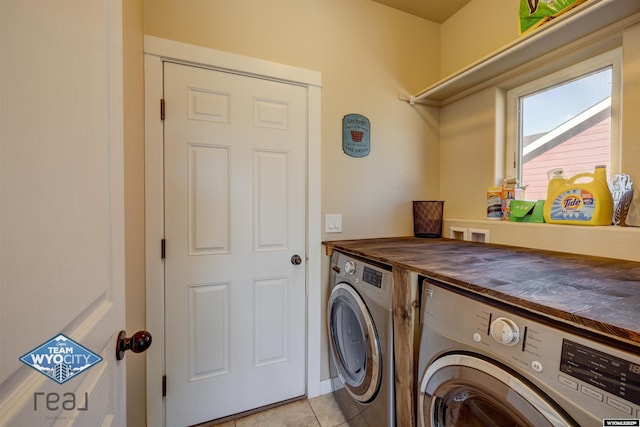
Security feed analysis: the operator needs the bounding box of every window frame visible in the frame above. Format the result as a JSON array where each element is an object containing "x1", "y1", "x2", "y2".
[{"x1": 505, "y1": 48, "x2": 622, "y2": 185}]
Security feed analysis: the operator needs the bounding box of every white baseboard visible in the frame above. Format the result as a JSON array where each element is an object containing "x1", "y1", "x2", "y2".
[{"x1": 317, "y1": 378, "x2": 342, "y2": 397}]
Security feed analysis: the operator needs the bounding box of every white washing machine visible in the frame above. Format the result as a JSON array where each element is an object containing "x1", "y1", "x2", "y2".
[
  {"x1": 328, "y1": 250, "x2": 395, "y2": 426},
  {"x1": 418, "y1": 277, "x2": 640, "y2": 427}
]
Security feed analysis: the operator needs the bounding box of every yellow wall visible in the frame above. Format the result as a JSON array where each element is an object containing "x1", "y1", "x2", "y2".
[
  {"x1": 623, "y1": 24, "x2": 640, "y2": 228},
  {"x1": 144, "y1": 0, "x2": 442, "y2": 241},
  {"x1": 441, "y1": 0, "x2": 520, "y2": 77},
  {"x1": 440, "y1": 88, "x2": 501, "y2": 217}
]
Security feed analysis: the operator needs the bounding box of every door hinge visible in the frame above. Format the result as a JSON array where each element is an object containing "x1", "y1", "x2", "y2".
[
  {"x1": 162, "y1": 375, "x2": 166, "y2": 397},
  {"x1": 161, "y1": 239, "x2": 166, "y2": 259},
  {"x1": 160, "y1": 98, "x2": 165, "y2": 121}
]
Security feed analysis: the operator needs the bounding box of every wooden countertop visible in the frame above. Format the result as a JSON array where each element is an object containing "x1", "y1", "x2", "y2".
[{"x1": 324, "y1": 236, "x2": 640, "y2": 348}]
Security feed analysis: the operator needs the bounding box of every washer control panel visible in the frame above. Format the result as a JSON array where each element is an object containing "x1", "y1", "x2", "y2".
[
  {"x1": 421, "y1": 280, "x2": 640, "y2": 421},
  {"x1": 560, "y1": 339, "x2": 640, "y2": 406},
  {"x1": 490, "y1": 317, "x2": 520, "y2": 346}
]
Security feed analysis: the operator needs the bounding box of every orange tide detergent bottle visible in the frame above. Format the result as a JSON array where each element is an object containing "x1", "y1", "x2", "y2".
[{"x1": 543, "y1": 165, "x2": 613, "y2": 225}]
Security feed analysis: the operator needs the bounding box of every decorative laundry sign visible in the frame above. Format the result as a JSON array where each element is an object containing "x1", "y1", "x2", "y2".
[
  {"x1": 20, "y1": 334, "x2": 102, "y2": 384},
  {"x1": 342, "y1": 114, "x2": 370, "y2": 157}
]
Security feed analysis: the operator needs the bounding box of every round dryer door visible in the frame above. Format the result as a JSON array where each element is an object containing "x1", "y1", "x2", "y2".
[
  {"x1": 419, "y1": 354, "x2": 575, "y2": 427},
  {"x1": 328, "y1": 282, "x2": 382, "y2": 403}
]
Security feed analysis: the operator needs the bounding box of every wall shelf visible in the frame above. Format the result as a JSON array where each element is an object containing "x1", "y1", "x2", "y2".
[{"x1": 404, "y1": 0, "x2": 640, "y2": 107}]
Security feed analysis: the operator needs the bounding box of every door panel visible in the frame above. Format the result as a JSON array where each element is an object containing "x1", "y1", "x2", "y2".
[
  {"x1": 254, "y1": 150, "x2": 289, "y2": 250},
  {"x1": 189, "y1": 283, "x2": 230, "y2": 381},
  {"x1": 164, "y1": 62, "x2": 306, "y2": 426},
  {"x1": 0, "y1": 0, "x2": 125, "y2": 426},
  {"x1": 189, "y1": 143, "x2": 230, "y2": 255},
  {"x1": 255, "y1": 277, "x2": 288, "y2": 366}
]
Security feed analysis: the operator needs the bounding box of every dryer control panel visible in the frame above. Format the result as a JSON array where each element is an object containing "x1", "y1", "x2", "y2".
[
  {"x1": 331, "y1": 251, "x2": 393, "y2": 310},
  {"x1": 362, "y1": 266, "x2": 383, "y2": 289}
]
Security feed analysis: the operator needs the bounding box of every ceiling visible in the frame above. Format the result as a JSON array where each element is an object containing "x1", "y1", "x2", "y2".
[{"x1": 371, "y1": 0, "x2": 472, "y2": 23}]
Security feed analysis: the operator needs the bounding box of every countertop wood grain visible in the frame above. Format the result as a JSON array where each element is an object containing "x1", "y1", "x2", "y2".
[{"x1": 324, "y1": 236, "x2": 640, "y2": 348}]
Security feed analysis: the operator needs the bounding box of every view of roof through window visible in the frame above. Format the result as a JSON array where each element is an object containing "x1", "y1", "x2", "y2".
[{"x1": 519, "y1": 67, "x2": 612, "y2": 200}]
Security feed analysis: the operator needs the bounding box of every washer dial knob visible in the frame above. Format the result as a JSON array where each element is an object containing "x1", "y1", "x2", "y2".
[
  {"x1": 490, "y1": 317, "x2": 520, "y2": 346},
  {"x1": 344, "y1": 261, "x2": 356, "y2": 275}
]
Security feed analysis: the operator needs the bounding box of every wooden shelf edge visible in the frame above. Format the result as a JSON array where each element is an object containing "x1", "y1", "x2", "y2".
[{"x1": 408, "y1": 0, "x2": 640, "y2": 106}]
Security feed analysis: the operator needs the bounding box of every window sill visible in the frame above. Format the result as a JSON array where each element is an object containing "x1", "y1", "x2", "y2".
[{"x1": 443, "y1": 218, "x2": 640, "y2": 262}]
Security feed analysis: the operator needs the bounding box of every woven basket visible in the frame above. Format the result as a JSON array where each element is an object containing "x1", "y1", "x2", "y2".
[{"x1": 413, "y1": 201, "x2": 444, "y2": 237}]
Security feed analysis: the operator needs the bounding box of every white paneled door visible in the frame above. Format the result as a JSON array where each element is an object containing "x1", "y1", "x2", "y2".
[
  {"x1": 0, "y1": 1, "x2": 125, "y2": 426},
  {"x1": 163, "y1": 62, "x2": 307, "y2": 426}
]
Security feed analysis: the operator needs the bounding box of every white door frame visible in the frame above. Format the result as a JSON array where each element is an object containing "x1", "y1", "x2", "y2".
[{"x1": 144, "y1": 36, "x2": 322, "y2": 427}]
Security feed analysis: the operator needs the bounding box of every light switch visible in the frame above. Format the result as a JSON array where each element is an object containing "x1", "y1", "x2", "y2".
[{"x1": 325, "y1": 214, "x2": 342, "y2": 233}]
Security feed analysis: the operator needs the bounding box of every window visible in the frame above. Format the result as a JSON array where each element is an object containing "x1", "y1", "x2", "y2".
[{"x1": 506, "y1": 49, "x2": 621, "y2": 200}]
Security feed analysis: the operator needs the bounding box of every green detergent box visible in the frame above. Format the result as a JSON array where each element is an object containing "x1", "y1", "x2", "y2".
[{"x1": 509, "y1": 200, "x2": 545, "y2": 223}]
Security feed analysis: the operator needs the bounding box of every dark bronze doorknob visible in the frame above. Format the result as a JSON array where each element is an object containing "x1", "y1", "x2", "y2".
[
  {"x1": 291, "y1": 254, "x2": 302, "y2": 265},
  {"x1": 116, "y1": 330, "x2": 152, "y2": 360}
]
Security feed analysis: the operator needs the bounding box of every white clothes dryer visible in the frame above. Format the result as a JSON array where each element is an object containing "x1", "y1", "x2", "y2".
[
  {"x1": 418, "y1": 278, "x2": 640, "y2": 427},
  {"x1": 328, "y1": 250, "x2": 395, "y2": 426}
]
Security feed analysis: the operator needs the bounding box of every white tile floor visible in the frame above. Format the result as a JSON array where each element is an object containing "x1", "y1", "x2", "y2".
[{"x1": 195, "y1": 389, "x2": 366, "y2": 427}]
